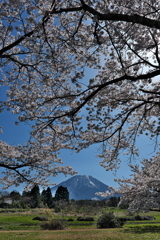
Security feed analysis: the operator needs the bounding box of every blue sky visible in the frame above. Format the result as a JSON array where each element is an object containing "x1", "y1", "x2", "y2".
[
  {"x1": 0, "y1": 65, "x2": 131, "y2": 193},
  {"x1": 0, "y1": 2, "x2": 159, "y2": 195},
  {"x1": 0, "y1": 85, "x2": 155, "y2": 193},
  {"x1": 0, "y1": 107, "x2": 131, "y2": 191}
]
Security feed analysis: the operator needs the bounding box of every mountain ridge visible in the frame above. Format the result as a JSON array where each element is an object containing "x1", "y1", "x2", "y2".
[{"x1": 51, "y1": 175, "x2": 118, "y2": 200}]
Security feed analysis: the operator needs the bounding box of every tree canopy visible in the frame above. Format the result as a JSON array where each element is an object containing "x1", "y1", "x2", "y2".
[{"x1": 0, "y1": 0, "x2": 159, "y2": 189}]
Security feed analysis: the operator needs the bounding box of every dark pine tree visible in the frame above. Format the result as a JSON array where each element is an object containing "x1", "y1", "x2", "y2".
[
  {"x1": 54, "y1": 186, "x2": 69, "y2": 201},
  {"x1": 41, "y1": 187, "x2": 53, "y2": 208},
  {"x1": 30, "y1": 185, "x2": 41, "y2": 208}
]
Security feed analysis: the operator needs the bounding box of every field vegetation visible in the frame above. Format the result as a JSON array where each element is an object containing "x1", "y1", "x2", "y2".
[{"x1": 0, "y1": 206, "x2": 160, "y2": 240}]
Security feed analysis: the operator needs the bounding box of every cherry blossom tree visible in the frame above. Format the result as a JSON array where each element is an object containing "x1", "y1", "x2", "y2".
[
  {"x1": 97, "y1": 152, "x2": 160, "y2": 213},
  {"x1": 0, "y1": 140, "x2": 76, "y2": 190},
  {"x1": 0, "y1": 0, "x2": 160, "y2": 188}
]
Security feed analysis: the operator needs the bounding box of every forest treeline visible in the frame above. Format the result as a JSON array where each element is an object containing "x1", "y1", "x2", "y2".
[{"x1": 0, "y1": 185, "x2": 121, "y2": 211}]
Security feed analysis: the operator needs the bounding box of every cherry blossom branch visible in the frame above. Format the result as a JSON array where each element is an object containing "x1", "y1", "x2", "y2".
[
  {"x1": 80, "y1": 0, "x2": 160, "y2": 29},
  {"x1": 140, "y1": 89, "x2": 160, "y2": 95},
  {"x1": 0, "y1": 31, "x2": 34, "y2": 57},
  {"x1": 1, "y1": 1, "x2": 160, "y2": 59},
  {"x1": 59, "y1": 69, "x2": 160, "y2": 117}
]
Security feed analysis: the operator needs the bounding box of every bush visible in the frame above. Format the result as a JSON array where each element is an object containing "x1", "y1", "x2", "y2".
[
  {"x1": 54, "y1": 205, "x2": 61, "y2": 213},
  {"x1": 41, "y1": 219, "x2": 66, "y2": 230},
  {"x1": 134, "y1": 215, "x2": 155, "y2": 221},
  {"x1": 33, "y1": 216, "x2": 48, "y2": 221},
  {"x1": 97, "y1": 212, "x2": 124, "y2": 229},
  {"x1": 77, "y1": 217, "x2": 94, "y2": 221}
]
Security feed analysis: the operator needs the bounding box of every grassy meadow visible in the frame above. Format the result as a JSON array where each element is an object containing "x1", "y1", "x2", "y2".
[{"x1": 0, "y1": 208, "x2": 160, "y2": 239}]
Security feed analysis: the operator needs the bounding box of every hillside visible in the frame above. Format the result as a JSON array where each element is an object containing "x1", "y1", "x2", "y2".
[{"x1": 51, "y1": 175, "x2": 118, "y2": 200}]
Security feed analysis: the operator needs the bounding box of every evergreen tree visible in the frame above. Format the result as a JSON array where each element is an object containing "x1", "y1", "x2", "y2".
[
  {"x1": 41, "y1": 189, "x2": 46, "y2": 204},
  {"x1": 41, "y1": 187, "x2": 53, "y2": 208},
  {"x1": 54, "y1": 186, "x2": 69, "y2": 201},
  {"x1": 30, "y1": 185, "x2": 41, "y2": 208}
]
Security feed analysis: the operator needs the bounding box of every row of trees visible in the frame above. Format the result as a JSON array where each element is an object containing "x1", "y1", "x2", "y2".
[
  {"x1": 0, "y1": 185, "x2": 69, "y2": 208},
  {"x1": 0, "y1": 0, "x2": 159, "y2": 213},
  {"x1": 0, "y1": 186, "x2": 120, "y2": 210}
]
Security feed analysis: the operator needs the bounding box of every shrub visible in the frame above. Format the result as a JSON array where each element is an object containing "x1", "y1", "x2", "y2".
[
  {"x1": 33, "y1": 216, "x2": 48, "y2": 221},
  {"x1": 54, "y1": 205, "x2": 61, "y2": 213},
  {"x1": 134, "y1": 215, "x2": 155, "y2": 221},
  {"x1": 41, "y1": 219, "x2": 66, "y2": 230},
  {"x1": 68, "y1": 218, "x2": 74, "y2": 221},
  {"x1": 97, "y1": 212, "x2": 124, "y2": 229},
  {"x1": 77, "y1": 217, "x2": 94, "y2": 221}
]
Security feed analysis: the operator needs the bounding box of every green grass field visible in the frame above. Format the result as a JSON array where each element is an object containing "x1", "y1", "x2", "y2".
[{"x1": 0, "y1": 208, "x2": 160, "y2": 240}]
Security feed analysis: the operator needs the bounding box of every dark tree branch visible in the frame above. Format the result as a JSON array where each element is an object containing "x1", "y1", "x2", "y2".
[
  {"x1": 40, "y1": 68, "x2": 160, "y2": 132},
  {"x1": 1, "y1": 2, "x2": 160, "y2": 59},
  {"x1": 80, "y1": 0, "x2": 160, "y2": 29},
  {"x1": 140, "y1": 89, "x2": 160, "y2": 95},
  {"x1": 0, "y1": 31, "x2": 33, "y2": 57}
]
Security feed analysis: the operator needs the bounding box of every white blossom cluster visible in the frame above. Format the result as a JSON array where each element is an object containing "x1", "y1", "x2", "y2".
[
  {"x1": 0, "y1": 140, "x2": 77, "y2": 190},
  {"x1": 99, "y1": 152, "x2": 160, "y2": 213},
  {"x1": 0, "y1": 0, "x2": 159, "y2": 190}
]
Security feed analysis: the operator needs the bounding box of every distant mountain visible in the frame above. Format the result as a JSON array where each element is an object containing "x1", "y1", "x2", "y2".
[{"x1": 51, "y1": 175, "x2": 119, "y2": 200}]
